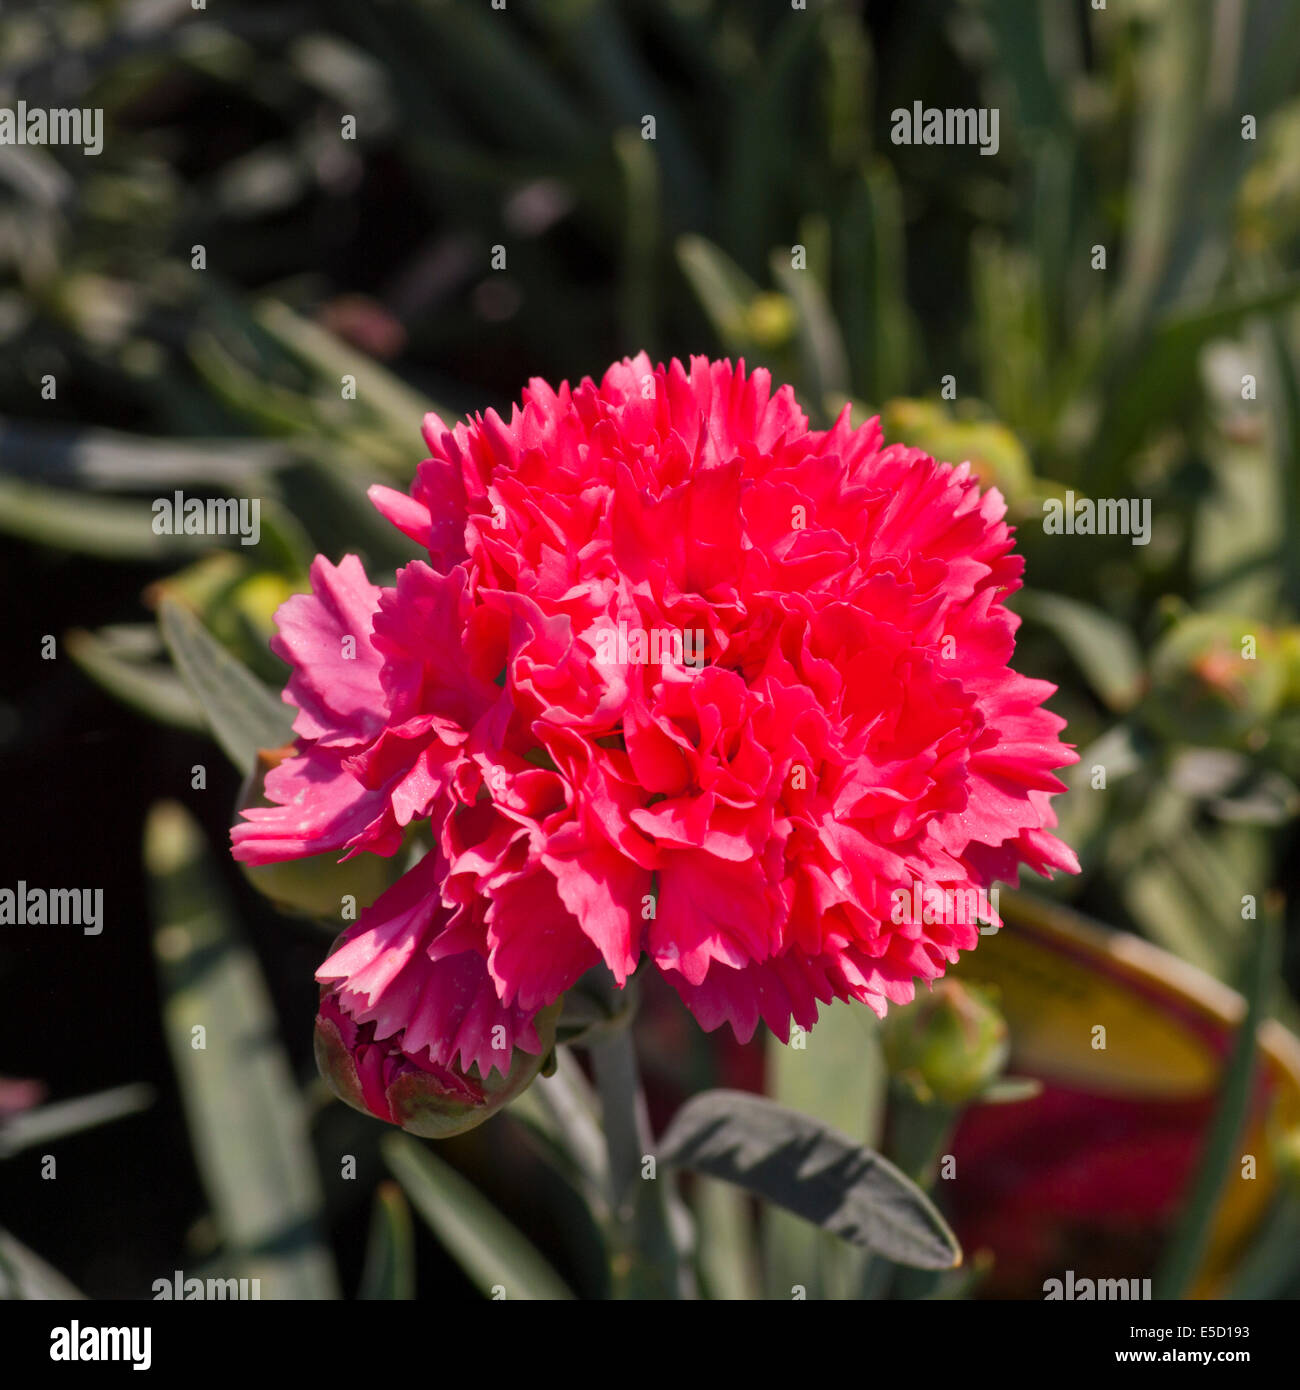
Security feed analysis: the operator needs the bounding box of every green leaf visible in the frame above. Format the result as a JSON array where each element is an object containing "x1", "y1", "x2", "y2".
[
  {"x1": 1153, "y1": 906, "x2": 1279, "y2": 1298},
  {"x1": 508, "y1": 1046, "x2": 607, "y2": 1212},
  {"x1": 383, "y1": 1133, "x2": 574, "y2": 1301},
  {"x1": 763, "y1": 999, "x2": 886, "y2": 1297},
  {"x1": 695, "y1": 1176, "x2": 762, "y2": 1301},
  {"x1": 771, "y1": 235, "x2": 849, "y2": 414},
  {"x1": 0, "y1": 1083, "x2": 153, "y2": 1160},
  {"x1": 408, "y1": 0, "x2": 592, "y2": 160},
  {"x1": 982, "y1": 0, "x2": 1069, "y2": 136},
  {"x1": 67, "y1": 627, "x2": 206, "y2": 734},
  {"x1": 0, "y1": 419, "x2": 289, "y2": 491},
  {"x1": 189, "y1": 329, "x2": 322, "y2": 440},
  {"x1": 1268, "y1": 320, "x2": 1300, "y2": 613},
  {"x1": 1014, "y1": 590, "x2": 1143, "y2": 712},
  {"x1": 767, "y1": 1004, "x2": 885, "y2": 1148},
  {"x1": 970, "y1": 235, "x2": 1050, "y2": 441},
  {"x1": 657, "y1": 1089, "x2": 961, "y2": 1271},
  {"x1": 158, "y1": 598, "x2": 293, "y2": 773},
  {"x1": 278, "y1": 455, "x2": 422, "y2": 575},
  {"x1": 358, "y1": 1182, "x2": 415, "y2": 1301},
  {"x1": 530, "y1": 0, "x2": 707, "y2": 228},
  {"x1": 718, "y1": 11, "x2": 821, "y2": 273},
  {"x1": 838, "y1": 161, "x2": 911, "y2": 401},
  {"x1": 819, "y1": 8, "x2": 870, "y2": 171},
  {"x1": 254, "y1": 299, "x2": 450, "y2": 443},
  {"x1": 676, "y1": 234, "x2": 764, "y2": 360},
  {"x1": 145, "y1": 802, "x2": 338, "y2": 1298},
  {"x1": 0, "y1": 476, "x2": 211, "y2": 560},
  {"x1": 1095, "y1": 276, "x2": 1300, "y2": 491},
  {"x1": 1116, "y1": 807, "x2": 1258, "y2": 981},
  {"x1": 0, "y1": 1230, "x2": 84, "y2": 1300}
]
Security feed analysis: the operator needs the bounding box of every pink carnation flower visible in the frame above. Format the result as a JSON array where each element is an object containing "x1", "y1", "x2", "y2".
[{"x1": 233, "y1": 355, "x2": 1077, "y2": 1096}]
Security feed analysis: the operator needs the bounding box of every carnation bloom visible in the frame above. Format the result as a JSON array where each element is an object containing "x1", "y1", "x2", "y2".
[{"x1": 232, "y1": 354, "x2": 1077, "y2": 1106}]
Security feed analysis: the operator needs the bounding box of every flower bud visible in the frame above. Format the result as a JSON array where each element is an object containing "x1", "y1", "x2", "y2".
[
  {"x1": 882, "y1": 398, "x2": 1035, "y2": 504},
  {"x1": 882, "y1": 980, "x2": 1010, "y2": 1106},
  {"x1": 1143, "y1": 614, "x2": 1286, "y2": 749},
  {"x1": 314, "y1": 992, "x2": 559, "y2": 1139},
  {"x1": 745, "y1": 293, "x2": 796, "y2": 350}
]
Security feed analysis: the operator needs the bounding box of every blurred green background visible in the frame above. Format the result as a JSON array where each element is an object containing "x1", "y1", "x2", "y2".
[{"x1": 3, "y1": 0, "x2": 1300, "y2": 1300}]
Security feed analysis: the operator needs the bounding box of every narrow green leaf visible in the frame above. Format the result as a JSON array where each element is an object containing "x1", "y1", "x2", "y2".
[
  {"x1": 695, "y1": 1176, "x2": 762, "y2": 1301},
  {"x1": 158, "y1": 598, "x2": 293, "y2": 773},
  {"x1": 383, "y1": 1133, "x2": 574, "y2": 1301},
  {"x1": 982, "y1": 0, "x2": 1068, "y2": 135},
  {"x1": 767, "y1": 1000, "x2": 886, "y2": 1151},
  {"x1": 67, "y1": 628, "x2": 206, "y2": 734},
  {"x1": 254, "y1": 299, "x2": 449, "y2": 439},
  {"x1": 146, "y1": 802, "x2": 338, "y2": 1298},
  {"x1": 676, "y1": 234, "x2": 764, "y2": 359},
  {"x1": 1095, "y1": 276, "x2": 1300, "y2": 491},
  {"x1": 530, "y1": 0, "x2": 708, "y2": 227},
  {"x1": 0, "y1": 419, "x2": 288, "y2": 491},
  {"x1": 838, "y1": 161, "x2": 910, "y2": 401},
  {"x1": 509, "y1": 1046, "x2": 607, "y2": 1211},
  {"x1": 771, "y1": 239, "x2": 849, "y2": 414},
  {"x1": 763, "y1": 999, "x2": 885, "y2": 1297},
  {"x1": 718, "y1": 12, "x2": 821, "y2": 272},
  {"x1": 0, "y1": 1230, "x2": 84, "y2": 1300},
  {"x1": 0, "y1": 1084, "x2": 153, "y2": 1160},
  {"x1": 970, "y1": 235, "x2": 1050, "y2": 441},
  {"x1": 358, "y1": 1182, "x2": 415, "y2": 1301},
  {"x1": 1014, "y1": 590, "x2": 1143, "y2": 712},
  {"x1": 278, "y1": 455, "x2": 422, "y2": 575},
  {"x1": 0, "y1": 476, "x2": 210, "y2": 560},
  {"x1": 409, "y1": 0, "x2": 592, "y2": 159},
  {"x1": 1153, "y1": 908, "x2": 1278, "y2": 1298},
  {"x1": 1268, "y1": 321, "x2": 1300, "y2": 613},
  {"x1": 658, "y1": 1089, "x2": 961, "y2": 1271}
]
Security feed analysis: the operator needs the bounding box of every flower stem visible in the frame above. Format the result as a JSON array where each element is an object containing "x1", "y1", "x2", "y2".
[
  {"x1": 859, "y1": 1090, "x2": 958, "y2": 1299},
  {"x1": 588, "y1": 1025, "x2": 690, "y2": 1298}
]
